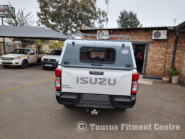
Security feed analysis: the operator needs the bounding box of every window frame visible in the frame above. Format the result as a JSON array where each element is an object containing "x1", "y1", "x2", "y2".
[
  {"x1": 79, "y1": 46, "x2": 116, "y2": 64},
  {"x1": 13, "y1": 49, "x2": 30, "y2": 54},
  {"x1": 29, "y1": 49, "x2": 35, "y2": 55}
]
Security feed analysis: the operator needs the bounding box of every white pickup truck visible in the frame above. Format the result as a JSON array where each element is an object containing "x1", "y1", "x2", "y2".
[
  {"x1": 55, "y1": 34, "x2": 139, "y2": 115},
  {"x1": 41, "y1": 49, "x2": 62, "y2": 69},
  {"x1": 0, "y1": 48, "x2": 45, "y2": 69}
]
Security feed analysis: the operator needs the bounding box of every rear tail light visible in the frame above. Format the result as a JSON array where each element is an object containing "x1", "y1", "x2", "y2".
[
  {"x1": 55, "y1": 69, "x2": 61, "y2": 90},
  {"x1": 132, "y1": 72, "x2": 139, "y2": 94},
  {"x1": 55, "y1": 69, "x2": 61, "y2": 77}
]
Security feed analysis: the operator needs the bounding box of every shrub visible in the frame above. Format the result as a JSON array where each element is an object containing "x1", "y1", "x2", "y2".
[
  {"x1": 49, "y1": 41, "x2": 64, "y2": 49},
  {"x1": 168, "y1": 67, "x2": 180, "y2": 76},
  {"x1": 36, "y1": 43, "x2": 43, "y2": 53},
  {"x1": 34, "y1": 40, "x2": 46, "y2": 54},
  {"x1": 39, "y1": 50, "x2": 46, "y2": 54}
]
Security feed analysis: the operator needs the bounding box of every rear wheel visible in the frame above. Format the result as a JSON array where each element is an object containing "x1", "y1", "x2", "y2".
[
  {"x1": 119, "y1": 108, "x2": 126, "y2": 110},
  {"x1": 37, "y1": 59, "x2": 41, "y2": 64},
  {"x1": 21, "y1": 60, "x2": 28, "y2": 69},
  {"x1": 63, "y1": 104, "x2": 72, "y2": 107},
  {"x1": 3, "y1": 65, "x2": 10, "y2": 68}
]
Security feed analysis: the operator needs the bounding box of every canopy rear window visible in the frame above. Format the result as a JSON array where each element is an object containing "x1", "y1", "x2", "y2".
[
  {"x1": 61, "y1": 43, "x2": 134, "y2": 70},
  {"x1": 80, "y1": 47, "x2": 115, "y2": 63}
]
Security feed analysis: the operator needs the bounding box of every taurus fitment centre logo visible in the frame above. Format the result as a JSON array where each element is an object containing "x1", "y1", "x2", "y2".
[
  {"x1": 76, "y1": 121, "x2": 180, "y2": 132},
  {"x1": 76, "y1": 121, "x2": 87, "y2": 132}
]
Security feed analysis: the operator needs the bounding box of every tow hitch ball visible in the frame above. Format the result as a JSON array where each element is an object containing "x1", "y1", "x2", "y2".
[{"x1": 86, "y1": 108, "x2": 99, "y2": 115}]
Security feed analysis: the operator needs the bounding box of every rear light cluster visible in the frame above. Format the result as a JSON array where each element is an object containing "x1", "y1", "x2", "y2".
[
  {"x1": 55, "y1": 69, "x2": 61, "y2": 90},
  {"x1": 132, "y1": 72, "x2": 139, "y2": 94}
]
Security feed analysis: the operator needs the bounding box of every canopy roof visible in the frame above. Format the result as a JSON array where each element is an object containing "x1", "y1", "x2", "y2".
[{"x1": 0, "y1": 25, "x2": 67, "y2": 40}]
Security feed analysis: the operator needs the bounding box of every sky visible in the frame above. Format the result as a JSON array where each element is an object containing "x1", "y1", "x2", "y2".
[{"x1": 1, "y1": 0, "x2": 185, "y2": 28}]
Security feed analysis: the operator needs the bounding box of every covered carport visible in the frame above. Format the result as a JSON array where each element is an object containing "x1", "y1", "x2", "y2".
[{"x1": 0, "y1": 25, "x2": 67, "y2": 55}]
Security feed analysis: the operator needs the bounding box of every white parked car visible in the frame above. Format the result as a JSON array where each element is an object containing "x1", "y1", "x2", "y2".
[
  {"x1": 41, "y1": 49, "x2": 62, "y2": 69},
  {"x1": 55, "y1": 34, "x2": 139, "y2": 115},
  {"x1": 0, "y1": 48, "x2": 45, "y2": 69}
]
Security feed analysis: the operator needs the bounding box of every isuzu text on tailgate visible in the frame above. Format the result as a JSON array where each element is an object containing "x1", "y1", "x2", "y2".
[{"x1": 55, "y1": 34, "x2": 139, "y2": 115}]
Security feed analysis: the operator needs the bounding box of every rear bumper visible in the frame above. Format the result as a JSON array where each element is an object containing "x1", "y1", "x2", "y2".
[
  {"x1": 41, "y1": 60, "x2": 58, "y2": 68},
  {"x1": 56, "y1": 91, "x2": 136, "y2": 109}
]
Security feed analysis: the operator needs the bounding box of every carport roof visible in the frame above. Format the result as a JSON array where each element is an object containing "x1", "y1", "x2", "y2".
[{"x1": 0, "y1": 25, "x2": 67, "y2": 40}]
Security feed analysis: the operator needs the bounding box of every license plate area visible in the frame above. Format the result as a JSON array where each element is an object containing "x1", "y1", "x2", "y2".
[
  {"x1": 2, "y1": 62, "x2": 12, "y2": 64},
  {"x1": 82, "y1": 94, "x2": 108, "y2": 102},
  {"x1": 45, "y1": 64, "x2": 52, "y2": 67}
]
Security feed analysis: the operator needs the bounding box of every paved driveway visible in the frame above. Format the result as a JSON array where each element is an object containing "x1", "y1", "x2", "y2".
[{"x1": 0, "y1": 65, "x2": 185, "y2": 139}]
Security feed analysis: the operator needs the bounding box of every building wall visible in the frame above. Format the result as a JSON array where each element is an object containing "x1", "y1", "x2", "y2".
[
  {"x1": 181, "y1": 51, "x2": 185, "y2": 83},
  {"x1": 0, "y1": 38, "x2": 13, "y2": 55},
  {"x1": 177, "y1": 32, "x2": 185, "y2": 83},
  {"x1": 0, "y1": 38, "x2": 13, "y2": 43},
  {"x1": 82, "y1": 30, "x2": 185, "y2": 83}
]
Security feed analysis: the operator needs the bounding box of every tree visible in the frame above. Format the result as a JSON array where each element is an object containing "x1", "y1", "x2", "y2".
[
  {"x1": 34, "y1": 40, "x2": 46, "y2": 54},
  {"x1": 117, "y1": 10, "x2": 142, "y2": 28},
  {"x1": 37, "y1": 0, "x2": 108, "y2": 34},
  {"x1": 4, "y1": 3, "x2": 35, "y2": 47}
]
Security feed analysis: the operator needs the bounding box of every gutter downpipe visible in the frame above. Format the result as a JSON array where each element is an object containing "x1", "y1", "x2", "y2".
[{"x1": 171, "y1": 32, "x2": 179, "y2": 68}]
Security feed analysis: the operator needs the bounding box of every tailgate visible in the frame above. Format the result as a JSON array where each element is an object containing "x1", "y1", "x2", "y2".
[{"x1": 62, "y1": 67, "x2": 132, "y2": 96}]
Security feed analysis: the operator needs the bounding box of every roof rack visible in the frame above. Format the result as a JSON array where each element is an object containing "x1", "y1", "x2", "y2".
[{"x1": 67, "y1": 33, "x2": 131, "y2": 42}]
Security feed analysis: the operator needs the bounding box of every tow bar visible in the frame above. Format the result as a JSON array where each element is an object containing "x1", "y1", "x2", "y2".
[{"x1": 86, "y1": 108, "x2": 100, "y2": 115}]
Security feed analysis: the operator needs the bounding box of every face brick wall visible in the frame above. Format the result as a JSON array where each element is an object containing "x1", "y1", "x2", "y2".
[
  {"x1": 82, "y1": 29, "x2": 185, "y2": 84},
  {"x1": 177, "y1": 32, "x2": 185, "y2": 83}
]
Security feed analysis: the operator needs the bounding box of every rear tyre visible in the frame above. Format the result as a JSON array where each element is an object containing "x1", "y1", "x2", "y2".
[
  {"x1": 3, "y1": 65, "x2": 10, "y2": 68},
  {"x1": 43, "y1": 67, "x2": 47, "y2": 70},
  {"x1": 119, "y1": 108, "x2": 126, "y2": 110},
  {"x1": 37, "y1": 59, "x2": 41, "y2": 64},
  {"x1": 21, "y1": 60, "x2": 28, "y2": 69},
  {"x1": 64, "y1": 105, "x2": 72, "y2": 107}
]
